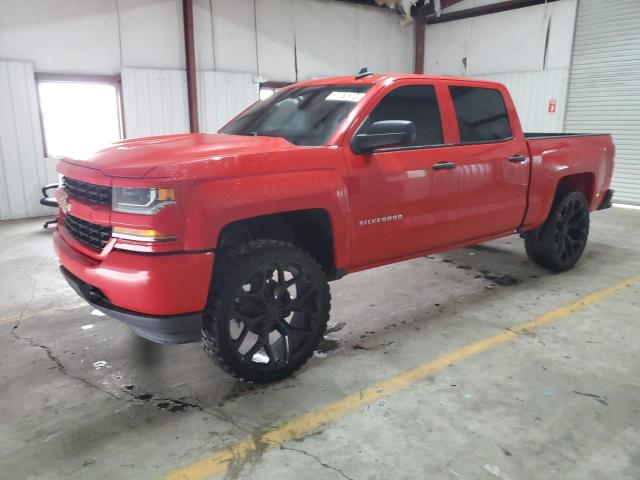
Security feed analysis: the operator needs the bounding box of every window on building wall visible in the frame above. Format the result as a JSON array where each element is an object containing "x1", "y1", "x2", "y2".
[{"x1": 37, "y1": 75, "x2": 123, "y2": 159}]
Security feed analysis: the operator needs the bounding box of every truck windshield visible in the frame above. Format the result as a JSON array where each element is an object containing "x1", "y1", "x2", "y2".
[{"x1": 219, "y1": 85, "x2": 371, "y2": 146}]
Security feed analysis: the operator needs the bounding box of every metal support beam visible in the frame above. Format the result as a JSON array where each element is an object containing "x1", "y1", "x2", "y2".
[
  {"x1": 414, "y1": 4, "x2": 427, "y2": 74},
  {"x1": 424, "y1": 0, "x2": 559, "y2": 24},
  {"x1": 182, "y1": 0, "x2": 199, "y2": 133},
  {"x1": 330, "y1": 0, "x2": 379, "y2": 6},
  {"x1": 440, "y1": 0, "x2": 465, "y2": 10}
]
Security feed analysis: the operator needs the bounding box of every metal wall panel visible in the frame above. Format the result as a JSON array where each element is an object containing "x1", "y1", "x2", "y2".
[
  {"x1": 198, "y1": 71, "x2": 259, "y2": 133},
  {"x1": 474, "y1": 69, "x2": 569, "y2": 133},
  {"x1": 426, "y1": 2, "x2": 577, "y2": 76},
  {"x1": 565, "y1": 0, "x2": 640, "y2": 205},
  {"x1": 121, "y1": 68, "x2": 259, "y2": 138},
  {"x1": 0, "y1": 60, "x2": 55, "y2": 220},
  {"x1": 121, "y1": 68, "x2": 190, "y2": 139}
]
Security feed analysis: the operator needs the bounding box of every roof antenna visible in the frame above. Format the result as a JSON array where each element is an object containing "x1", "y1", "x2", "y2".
[{"x1": 355, "y1": 67, "x2": 374, "y2": 79}]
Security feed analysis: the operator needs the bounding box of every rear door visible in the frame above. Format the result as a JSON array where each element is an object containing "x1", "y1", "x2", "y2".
[{"x1": 443, "y1": 84, "x2": 530, "y2": 241}]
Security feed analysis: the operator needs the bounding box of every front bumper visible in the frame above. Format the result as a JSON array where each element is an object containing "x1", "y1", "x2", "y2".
[
  {"x1": 54, "y1": 230, "x2": 214, "y2": 344},
  {"x1": 61, "y1": 266, "x2": 202, "y2": 344}
]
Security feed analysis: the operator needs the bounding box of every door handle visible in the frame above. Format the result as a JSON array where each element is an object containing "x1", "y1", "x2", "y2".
[
  {"x1": 508, "y1": 154, "x2": 527, "y2": 163},
  {"x1": 432, "y1": 162, "x2": 457, "y2": 171}
]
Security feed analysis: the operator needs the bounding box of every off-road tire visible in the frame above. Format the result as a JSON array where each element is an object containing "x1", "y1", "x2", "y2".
[
  {"x1": 525, "y1": 191, "x2": 590, "y2": 272},
  {"x1": 201, "y1": 240, "x2": 330, "y2": 383}
]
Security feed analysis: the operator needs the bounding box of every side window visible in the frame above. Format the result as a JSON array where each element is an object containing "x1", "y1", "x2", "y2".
[
  {"x1": 449, "y1": 86, "x2": 512, "y2": 143},
  {"x1": 367, "y1": 85, "x2": 443, "y2": 147}
]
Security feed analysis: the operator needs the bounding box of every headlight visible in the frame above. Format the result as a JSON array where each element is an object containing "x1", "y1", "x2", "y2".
[{"x1": 112, "y1": 187, "x2": 175, "y2": 215}]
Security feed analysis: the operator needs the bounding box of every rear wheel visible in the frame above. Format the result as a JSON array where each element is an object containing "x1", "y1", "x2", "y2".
[
  {"x1": 201, "y1": 240, "x2": 330, "y2": 382},
  {"x1": 524, "y1": 191, "x2": 590, "y2": 272}
]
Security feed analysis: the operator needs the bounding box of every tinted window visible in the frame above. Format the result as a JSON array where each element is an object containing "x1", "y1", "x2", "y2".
[
  {"x1": 449, "y1": 86, "x2": 512, "y2": 142},
  {"x1": 365, "y1": 85, "x2": 443, "y2": 147},
  {"x1": 220, "y1": 85, "x2": 371, "y2": 146}
]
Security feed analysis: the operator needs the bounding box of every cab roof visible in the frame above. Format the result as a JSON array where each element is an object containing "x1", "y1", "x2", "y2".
[{"x1": 293, "y1": 73, "x2": 504, "y2": 89}]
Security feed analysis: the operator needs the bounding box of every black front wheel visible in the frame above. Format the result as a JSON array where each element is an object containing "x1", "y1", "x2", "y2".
[
  {"x1": 525, "y1": 191, "x2": 590, "y2": 272},
  {"x1": 202, "y1": 240, "x2": 330, "y2": 382}
]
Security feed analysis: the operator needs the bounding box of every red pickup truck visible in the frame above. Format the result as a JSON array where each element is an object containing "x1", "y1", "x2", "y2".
[{"x1": 54, "y1": 73, "x2": 614, "y2": 382}]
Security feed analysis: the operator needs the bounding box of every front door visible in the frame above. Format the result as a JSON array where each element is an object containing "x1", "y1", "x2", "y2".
[{"x1": 344, "y1": 83, "x2": 461, "y2": 268}]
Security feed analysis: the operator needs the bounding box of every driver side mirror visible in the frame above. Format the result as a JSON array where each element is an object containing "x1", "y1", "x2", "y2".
[{"x1": 351, "y1": 120, "x2": 416, "y2": 154}]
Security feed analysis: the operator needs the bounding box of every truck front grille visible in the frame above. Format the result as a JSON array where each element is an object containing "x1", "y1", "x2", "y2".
[
  {"x1": 63, "y1": 177, "x2": 111, "y2": 205},
  {"x1": 63, "y1": 214, "x2": 112, "y2": 250}
]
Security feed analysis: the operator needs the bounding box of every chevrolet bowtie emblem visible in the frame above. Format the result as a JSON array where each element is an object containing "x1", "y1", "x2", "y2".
[{"x1": 59, "y1": 194, "x2": 72, "y2": 214}]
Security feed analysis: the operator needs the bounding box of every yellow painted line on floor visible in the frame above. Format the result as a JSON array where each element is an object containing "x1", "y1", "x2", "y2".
[{"x1": 163, "y1": 274, "x2": 640, "y2": 480}]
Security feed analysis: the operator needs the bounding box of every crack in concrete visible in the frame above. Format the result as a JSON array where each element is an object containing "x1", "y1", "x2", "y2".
[
  {"x1": 9, "y1": 280, "x2": 252, "y2": 436},
  {"x1": 572, "y1": 390, "x2": 609, "y2": 406},
  {"x1": 12, "y1": 328, "x2": 253, "y2": 433},
  {"x1": 11, "y1": 324, "x2": 125, "y2": 402},
  {"x1": 8, "y1": 272, "x2": 261, "y2": 464},
  {"x1": 145, "y1": 394, "x2": 254, "y2": 435},
  {"x1": 197, "y1": 402, "x2": 254, "y2": 436},
  {"x1": 279, "y1": 445, "x2": 355, "y2": 480},
  {"x1": 10, "y1": 267, "x2": 39, "y2": 335},
  {"x1": 14, "y1": 326, "x2": 253, "y2": 437},
  {"x1": 0, "y1": 302, "x2": 86, "y2": 326},
  {"x1": 10, "y1": 271, "x2": 127, "y2": 402},
  {"x1": 221, "y1": 433, "x2": 350, "y2": 480}
]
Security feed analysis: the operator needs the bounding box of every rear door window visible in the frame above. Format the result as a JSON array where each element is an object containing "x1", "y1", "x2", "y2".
[
  {"x1": 449, "y1": 86, "x2": 512, "y2": 143},
  {"x1": 366, "y1": 84, "x2": 444, "y2": 147}
]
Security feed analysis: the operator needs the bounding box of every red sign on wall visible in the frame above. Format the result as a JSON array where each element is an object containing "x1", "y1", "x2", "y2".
[{"x1": 548, "y1": 99, "x2": 558, "y2": 113}]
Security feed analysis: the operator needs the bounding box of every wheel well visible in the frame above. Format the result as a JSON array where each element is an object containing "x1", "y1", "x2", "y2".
[
  {"x1": 556, "y1": 173, "x2": 595, "y2": 204},
  {"x1": 217, "y1": 209, "x2": 336, "y2": 275}
]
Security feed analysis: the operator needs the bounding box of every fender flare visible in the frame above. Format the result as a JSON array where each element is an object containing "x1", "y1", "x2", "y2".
[{"x1": 183, "y1": 170, "x2": 351, "y2": 268}]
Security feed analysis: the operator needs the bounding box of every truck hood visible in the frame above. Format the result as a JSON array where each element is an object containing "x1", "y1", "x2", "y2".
[{"x1": 61, "y1": 133, "x2": 297, "y2": 178}]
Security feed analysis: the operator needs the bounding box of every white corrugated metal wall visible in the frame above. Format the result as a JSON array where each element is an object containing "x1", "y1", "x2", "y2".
[
  {"x1": 198, "y1": 71, "x2": 258, "y2": 132},
  {"x1": 121, "y1": 68, "x2": 190, "y2": 139},
  {"x1": 0, "y1": 0, "x2": 413, "y2": 220},
  {"x1": 425, "y1": 0, "x2": 577, "y2": 134},
  {"x1": 0, "y1": 61, "x2": 57, "y2": 220},
  {"x1": 473, "y1": 69, "x2": 569, "y2": 133},
  {"x1": 0, "y1": 64, "x2": 259, "y2": 221},
  {"x1": 565, "y1": 0, "x2": 640, "y2": 205},
  {"x1": 121, "y1": 68, "x2": 259, "y2": 139}
]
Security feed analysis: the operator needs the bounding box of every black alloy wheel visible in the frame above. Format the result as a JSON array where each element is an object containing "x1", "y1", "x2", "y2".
[
  {"x1": 525, "y1": 191, "x2": 590, "y2": 272},
  {"x1": 202, "y1": 240, "x2": 330, "y2": 382},
  {"x1": 552, "y1": 196, "x2": 589, "y2": 263}
]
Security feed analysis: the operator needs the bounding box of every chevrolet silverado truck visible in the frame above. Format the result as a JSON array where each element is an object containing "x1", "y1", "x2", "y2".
[{"x1": 54, "y1": 73, "x2": 615, "y2": 382}]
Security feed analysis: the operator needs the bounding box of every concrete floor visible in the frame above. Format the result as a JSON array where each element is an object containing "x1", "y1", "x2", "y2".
[{"x1": 1, "y1": 207, "x2": 639, "y2": 480}]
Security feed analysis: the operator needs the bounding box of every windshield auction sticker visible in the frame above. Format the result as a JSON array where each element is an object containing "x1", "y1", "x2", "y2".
[{"x1": 325, "y1": 91, "x2": 366, "y2": 102}]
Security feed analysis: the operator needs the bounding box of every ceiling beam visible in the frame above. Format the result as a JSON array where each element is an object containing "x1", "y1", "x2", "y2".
[
  {"x1": 440, "y1": 0, "x2": 466, "y2": 9},
  {"x1": 329, "y1": 0, "x2": 380, "y2": 7},
  {"x1": 424, "y1": 0, "x2": 559, "y2": 24}
]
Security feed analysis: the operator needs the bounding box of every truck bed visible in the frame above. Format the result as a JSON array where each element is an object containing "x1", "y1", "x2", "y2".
[{"x1": 521, "y1": 132, "x2": 615, "y2": 231}]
